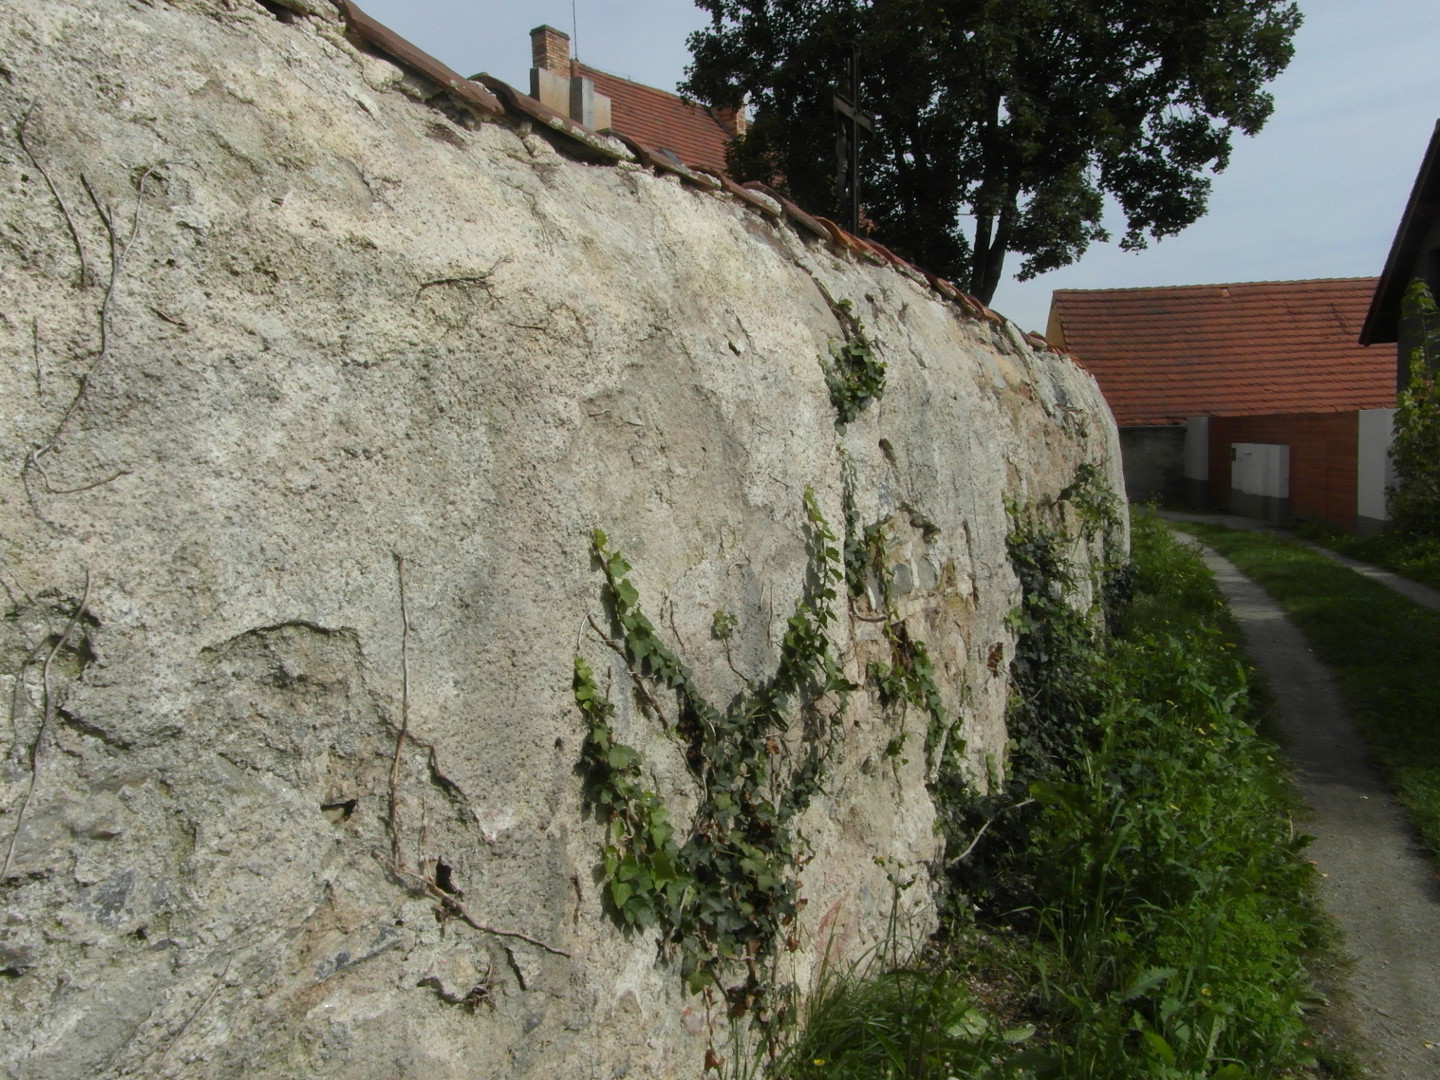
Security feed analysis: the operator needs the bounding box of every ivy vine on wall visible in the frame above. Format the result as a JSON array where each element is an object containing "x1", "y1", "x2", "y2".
[
  {"x1": 823, "y1": 298, "x2": 886, "y2": 425},
  {"x1": 573, "y1": 378, "x2": 1123, "y2": 1058},
  {"x1": 846, "y1": 510, "x2": 953, "y2": 777},
  {"x1": 935, "y1": 462, "x2": 1129, "y2": 917},
  {"x1": 574, "y1": 490, "x2": 852, "y2": 1033}
]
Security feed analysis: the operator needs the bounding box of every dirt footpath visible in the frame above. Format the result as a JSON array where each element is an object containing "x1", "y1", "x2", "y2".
[{"x1": 1192, "y1": 542, "x2": 1440, "y2": 1079}]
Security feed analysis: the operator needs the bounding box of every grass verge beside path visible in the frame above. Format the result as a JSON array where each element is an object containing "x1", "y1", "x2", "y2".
[
  {"x1": 1299, "y1": 524, "x2": 1440, "y2": 594},
  {"x1": 1173, "y1": 521, "x2": 1440, "y2": 862},
  {"x1": 761, "y1": 511, "x2": 1352, "y2": 1079}
]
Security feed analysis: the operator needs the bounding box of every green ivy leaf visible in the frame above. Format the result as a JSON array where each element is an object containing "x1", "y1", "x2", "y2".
[{"x1": 610, "y1": 880, "x2": 634, "y2": 910}]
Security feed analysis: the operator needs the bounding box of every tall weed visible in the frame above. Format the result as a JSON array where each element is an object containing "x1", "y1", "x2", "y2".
[
  {"x1": 772, "y1": 956, "x2": 1036, "y2": 1080},
  {"x1": 762, "y1": 511, "x2": 1333, "y2": 1079},
  {"x1": 1014, "y1": 512, "x2": 1320, "y2": 1078}
]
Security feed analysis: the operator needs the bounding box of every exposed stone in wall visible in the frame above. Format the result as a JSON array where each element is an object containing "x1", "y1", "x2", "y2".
[{"x1": 0, "y1": 3, "x2": 1124, "y2": 1077}]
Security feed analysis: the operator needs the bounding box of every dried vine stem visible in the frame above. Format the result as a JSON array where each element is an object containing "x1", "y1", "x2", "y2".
[
  {"x1": 388, "y1": 552, "x2": 411, "y2": 865},
  {"x1": 72, "y1": 170, "x2": 153, "y2": 421},
  {"x1": 24, "y1": 164, "x2": 159, "y2": 497},
  {"x1": 5, "y1": 640, "x2": 48, "y2": 760},
  {"x1": 1, "y1": 567, "x2": 37, "y2": 610},
  {"x1": 381, "y1": 858, "x2": 571, "y2": 957},
  {"x1": 17, "y1": 103, "x2": 89, "y2": 289},
  {"x1": 586, "y1": 612, "x2": 673, "y2": 729},
  {"x1": 151, "y1": 955, "x2": 234, "y2": 1073},
  {"x1": 2, "y1": 569, "x2": 92, "y2": 880},
  {"x1": 947, "y1": 797, "x2": 1034, "y2": 867},
  {"x1": 32, "y1": 317, "x2": 42, "y2": 397},
  {"x1": 380, "y1": 557, "x2": 569, "y2": 959},
  {"x1": 29, "y1": 467, "x2": 132, "y2": 495},
  {"x1": 415, "y1": 256, "x2": 508, "y2": 299},
  {"x1": 416, "y1": 275, "x2": 496, "y2": 295}
]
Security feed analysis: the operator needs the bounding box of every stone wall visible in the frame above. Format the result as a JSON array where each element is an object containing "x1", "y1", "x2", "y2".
[
  {"x1": 1117, "y1": 425, "x2": 1185, "y2": 504},
  {"x1": 0, "y1": 3, "x2": 1123, "y2": 1077}
]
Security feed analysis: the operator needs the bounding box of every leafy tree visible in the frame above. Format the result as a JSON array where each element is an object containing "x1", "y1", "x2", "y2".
[
  {"x1": 682, "y1": 0, "x2": 1300, "y2": 304},
  {"x1": 1389, "y1": 280, "x2": 1440, "y2": 537}
]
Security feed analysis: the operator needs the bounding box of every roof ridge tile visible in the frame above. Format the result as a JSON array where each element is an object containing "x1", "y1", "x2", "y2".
[{"x1": 327, "y1": 1, "x2": 1053, "y2": 352}]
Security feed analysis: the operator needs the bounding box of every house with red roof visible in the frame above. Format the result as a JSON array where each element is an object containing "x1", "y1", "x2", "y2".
[
  {"x1": 1047, "y1": 278, "x2": 1396, "y2": 533},
  {"x1": 527, "y1": 25, "x2": 740, "y2": 173}
]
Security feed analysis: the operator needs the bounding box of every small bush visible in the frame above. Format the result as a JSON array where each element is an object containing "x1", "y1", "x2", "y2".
[{"x1": 1389, "y1": 279, "x2": 1440, "y2": 537}]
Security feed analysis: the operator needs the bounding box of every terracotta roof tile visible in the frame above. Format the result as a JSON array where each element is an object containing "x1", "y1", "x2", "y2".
[
  {"x1": 742, "y1": 182, "x2": 829, "y2": 239},
  {"x1": 475, "y1": 74, "x2": 632, "y2": 162},
  {"x1": 1048, "y1": 279, "x2": 1393, "y2": 426},
  {"x1": 693, "y1": 166, "x2": 782, "y2": 217},
  {"x1": 613, "y1": 134, "x2": 720, "y2": 189},
  {"x1": 332, "y1": 0, "x2": 502, "y2": 118},
  {"x1": 579, "y1": 65, "x2": 733, "y2": 173},
  {"x1": 319, "y1": 5, "x2": 1038, "y2": 344}
]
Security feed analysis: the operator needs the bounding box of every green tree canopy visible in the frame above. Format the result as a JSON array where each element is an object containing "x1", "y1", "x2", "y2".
[{"x1": 682, "y1": 0, "x2": 1300, "y2": 304}]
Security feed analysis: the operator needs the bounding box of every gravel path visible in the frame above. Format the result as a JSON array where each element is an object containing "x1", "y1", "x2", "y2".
[{"x1": 1172, "y1": 528, "x2": 1440, "y2": 1079}]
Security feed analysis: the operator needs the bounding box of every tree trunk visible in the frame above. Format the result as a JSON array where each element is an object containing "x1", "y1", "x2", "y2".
[
  {"x1": 967, "y1": 198, "x2": 1012, "y2": 306},
  {"x1": 967, "y1": 91, "x2": 1007, "y2": 305},
  {"x1": 975, "y1": 201, "x2": 1013, "y2": 306},
  {"x1": 969, "y1": 210, "x2": 994, "y2": 300}
]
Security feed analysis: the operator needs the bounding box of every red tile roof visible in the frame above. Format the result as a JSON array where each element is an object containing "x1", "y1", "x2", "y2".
[
  {"x1": 1047, "y1": 279, "x2": 1393, "y2": 427},
  {"x1": 579, "y1": 64, "x2": 733, "y2": 173}
]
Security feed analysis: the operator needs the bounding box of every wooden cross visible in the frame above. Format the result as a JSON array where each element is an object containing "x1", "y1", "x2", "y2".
[{"x1": 832, "y1": 44, "x2": 875, "y2": 234}]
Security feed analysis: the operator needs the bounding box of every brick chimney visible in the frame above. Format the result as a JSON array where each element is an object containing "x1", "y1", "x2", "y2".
[
  {"x1": 530, "y1": 25, "x2": 571, "y2": 74},
  {"x1": 714, "y1": 104, "x2": 748, "y2": 139},
  {"x1": 528, "y1": 24, "x2": 613, "y2": 132}
]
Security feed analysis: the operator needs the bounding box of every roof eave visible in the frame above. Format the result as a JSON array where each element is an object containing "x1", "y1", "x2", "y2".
[{"x1": 1360, "y1": 118, "x2": 1440, "y2": 346}]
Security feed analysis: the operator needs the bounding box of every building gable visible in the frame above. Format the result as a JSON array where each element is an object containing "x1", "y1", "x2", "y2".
[{"x1": 1361, "y1": 119, "x2": 1440, "y2": 347}]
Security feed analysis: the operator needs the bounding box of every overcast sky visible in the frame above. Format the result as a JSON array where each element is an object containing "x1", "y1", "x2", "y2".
[{"x1": 355, "y1": 0, "x2": 1440, "y2": 334}]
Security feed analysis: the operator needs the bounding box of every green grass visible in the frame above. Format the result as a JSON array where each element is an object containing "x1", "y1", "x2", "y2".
[
  {"x1": 758, "y1": 510, "x2": 1352, "y2": 1080},
  {"x1": 1313, "y1": 526, "x2": 1440, "y2": 594},
  {"x1": 767, "y1": 947, "x2": 1036, "y2": 1080},
  {"x1": 1173, "y1": 521, "x2": 1440, "y2": 860},
  {"x1": 1007, "y1": 511, "x2": 1325, "y2": 1079}
]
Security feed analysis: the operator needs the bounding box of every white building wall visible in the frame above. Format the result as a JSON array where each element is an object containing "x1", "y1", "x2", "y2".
[
  {"x1": 1184, "y1": 417, "x2": 1209, "y2": 481},
  {"x1": 1231, "y1": 443, "x2": 1290, "y2": 497},
  {"x1": 1357, "y1": 408, "x2": 1396, "y2": 535}
]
